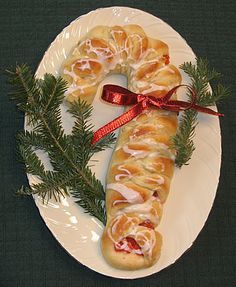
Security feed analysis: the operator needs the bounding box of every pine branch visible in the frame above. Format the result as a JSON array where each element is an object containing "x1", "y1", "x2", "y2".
[
  {"x1": 68, "y1": 100, "x2": 116, "y2": 166},
  {"x1": 173, "y1": 58, "x2": 229, "y2": 167},
  {"x1": 8, "y1": 64, "x2": 115, "y2": 224},
  {"x1": 91, "y1": 133, "x2": 117, "y2": 153},
  {"x1": 71, "y1": 174, "x2": 107, "y2": 224},
  {"x1": 172, "y1": 110, "x2": 197, "y2": 168},
  {"x1": 17, "y1": 130, "x2": 51, "y2": 152},
  {"x1": 18, "y1": 144, "x2": 46, "y2": 178},
  {"x1": 69, "y1": 100, "x2": 96, "y2": 166},
  {"x1": 7, "y1": 64, "x2": 41, "y2": 112},
  {"x1": 29, "y1": 171, "x2": 71, "y2": 202},
  {"x1": 73, "y1": 196, "x2": 106, "y2": 225},
  {"x1": 40, "y1": 73, "x2": 67, "y2": 115}
]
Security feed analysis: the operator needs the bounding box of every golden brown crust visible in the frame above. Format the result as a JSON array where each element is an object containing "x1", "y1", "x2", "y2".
[
  {"x1": 61, "y1": 24, "x2": 182, "y2": 270},
  {"x1": 123, "y1": 24, "x2": 149, "y2": 62},
  {"x1": 62, "y1": 24, "x2": 181, "y2": 104},
  {"x1": 101, "y1": 226, "x2": 162, "y2": 270}
]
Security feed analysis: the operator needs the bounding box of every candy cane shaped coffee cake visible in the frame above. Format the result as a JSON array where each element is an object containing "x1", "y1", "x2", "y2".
[{"x1": 62, "y1": 24, "x2": 181, "y2": 269}]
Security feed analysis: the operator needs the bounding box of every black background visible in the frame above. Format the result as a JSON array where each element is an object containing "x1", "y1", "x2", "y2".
[{"x1": 0, "y1": 1, "x2": 235, "y2": 286}]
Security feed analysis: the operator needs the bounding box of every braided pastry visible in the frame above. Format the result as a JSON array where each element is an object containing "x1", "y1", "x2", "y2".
[{"x1": 62, "y1": 24, "x2": 181, "y2": 269}]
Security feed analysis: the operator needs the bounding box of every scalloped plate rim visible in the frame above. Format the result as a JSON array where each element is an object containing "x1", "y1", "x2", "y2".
[{"x1": 26, "y1": 6, "x2": 222, "y2": 279}]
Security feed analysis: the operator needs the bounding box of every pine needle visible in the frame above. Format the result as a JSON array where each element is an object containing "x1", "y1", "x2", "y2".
[
  {"x1": 8, "y1": 64, "x2": 115, "y2": 225},
  {"x1": 173, "y1": 58, "x2": 229, "y2": 167}
]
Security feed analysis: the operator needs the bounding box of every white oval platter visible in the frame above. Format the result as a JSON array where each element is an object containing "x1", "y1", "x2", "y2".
[{"x1": 29, "y1": 6, "x2": 221, "y2": 279}]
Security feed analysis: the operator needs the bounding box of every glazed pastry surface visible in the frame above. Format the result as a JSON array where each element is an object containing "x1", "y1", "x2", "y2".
[{"x1": 62, "y1": 24, "x2": 181, "y2": 270}]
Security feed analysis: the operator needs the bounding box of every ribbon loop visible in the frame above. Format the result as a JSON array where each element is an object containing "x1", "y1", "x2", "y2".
[{"x1": 92, "y1": 84, "x2": 223, "y2": 144}]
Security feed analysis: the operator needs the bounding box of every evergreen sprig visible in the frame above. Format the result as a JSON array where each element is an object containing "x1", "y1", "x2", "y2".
[
  {"x1": 173, "y1": 58, "x2": 230, "y2": 167},
  {"x1": 8, "y1": 64, "x2": 116, "y2": 225}
]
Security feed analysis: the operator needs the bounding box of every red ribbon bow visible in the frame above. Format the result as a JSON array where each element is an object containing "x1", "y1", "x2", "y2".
[{"x1": 92, "y1": 84, "x2": 223, "y2": 144}]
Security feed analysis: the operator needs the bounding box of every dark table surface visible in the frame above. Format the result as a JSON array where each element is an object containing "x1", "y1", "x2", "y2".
[{"x1": 0, "y1": 1, "x2": 235, "y2": 286}]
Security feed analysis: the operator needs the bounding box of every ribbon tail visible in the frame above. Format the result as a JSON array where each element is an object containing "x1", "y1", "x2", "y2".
[
  {"x1": 92, "y1": 102, "x2": 146, "y2": 144},
  {"x1": 169, "y1": 100, "x2": 223, "y2": 116},
  {"x1": 192, "y1": 104, "x2": 224, "y2": 116}
]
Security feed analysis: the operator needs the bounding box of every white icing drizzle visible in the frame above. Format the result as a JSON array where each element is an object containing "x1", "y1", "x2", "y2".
[
  {"x1": 64, "y1": 80, "x2": 97, "y2": 95},
  {"x1": 134, "y1": 228, "x2": 156, "y2": 258},
  {"x1": 82, "y1": 39, "x2": 112, "y2": 60},
  {"x1": 129, "y1": 56, "x2": 161, "y2": 70},
  {"x1": 63, "y1": 59, "x2": 101, "y2": 95},
  {"x1": 140, "y1": 138, "x2": 157, "y2": 145},
  {"x1": 110, "y1": 29, "x2": 130, "y2": 60},
  {"x1": 79, "y1": 38, "x2": 120, "y2": 72},
  {"x1": 78, "y1": 60, "x2": 92, "y2": 71},
  {"x1": 64, "y1": 82, "x2": 80, "y2": 95},
  {"x1": 115, "y1": 165, "x2": 132, "y2": 181},
  {"x1": 117, "y1": 197, "x2": 160, "y2": 225},
  {"x1": 112, "y1": 199, "x2": 129, "y2": 206},
  {"x1": 107, "y1": 183, "x2": 144, "y2": 204},
  {"x1": 122, "y1": 144, "x2": 149, "y2": 159},
  {"x1": 156, "y1": 162, "x2": 165, "y2": 172},
  {"x1": 118, "y1": 197, "x2": 152, "y2": 214},
  {"x1": 64, "y1": 59, "x2": 99, "y2": 79},
  {"x1": 149, "y1": 142, "x2": 169, "y2": 152},
  {"x1": 124, "y1": 33, "x2": 145, "y2": 61},
  {"x1": 143, "y1": 163, "x2": 157, "y2": 172},
  {"x1": 108, "y1": 213, "x2": 157, "y2": 258},
  {"x1": 108, "y1": 214, "x2": 136, "y2": 243},
  {"x1": 158, "y1": 65, "x2": 176, "y2": 74},
  {"x1": 147, "y1": 175, "x2": 165, "y2": 185},
  {"x1": 115, "y1": 238, "x2": 143, "y2": 255}
]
